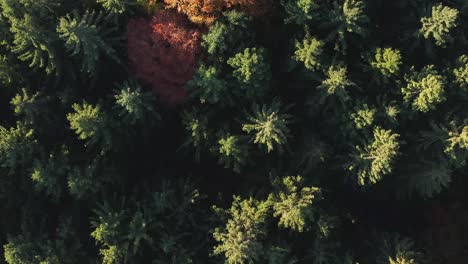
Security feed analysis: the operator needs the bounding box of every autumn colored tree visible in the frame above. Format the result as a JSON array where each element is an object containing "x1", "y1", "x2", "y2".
[{"x1": 127, "y1": 9, "x2": 202, "y2": 105}]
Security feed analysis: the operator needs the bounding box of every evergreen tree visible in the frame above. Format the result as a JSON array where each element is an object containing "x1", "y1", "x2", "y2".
[
  {"x1": 97, "y1": 0, "x2": 131, "y2": 14},
  {"x1": 113, "y1": 79, "x2": 160, "y2": 126},
  {"x1": 201, "y1": 11, "x2": 254, "y2": 63},
  {"x1": 348, "y1": 127, "x2": 400, "y2": 186},
  {"x1": 10, "y1": 88, "x2": 48, "y2": 126},
  {"x1": 227, "y1": 47, "x2": 271, "y2": 98},
  {"x1": 215, "y1": 134, "x2": 249, "y2": 173},
  {"x1": 269, "y1": 176, "x2": 322, "y2": 232},
  {"x1": 374, "y1": 233, "x2": 424, "y2": 264},
  {"x1": 67, "y1": 101, "x2": 111, "y2": 146},
  {"x1": 419, "y1": 4, "x2": 459, "y2": 47},
  {"x1": 281, "y1": 0, "x2": 319, "y2": 25},
  {"x1": 8, "y1": 14, "x2": 59, "y2": 74},
  {"x1": 0, "y1": 122, "x2": 36, "y2": 173},
  {"x1": 402, "y1": 65, "x2": 446, "y2": 113},
  {"x1": 318, "y1": 65, "x2": 354, "y2": 103},
  {"x1": 182, "y1": 108, "x2": 211, "y2": 160},
  {"x1": 351, "y1": 103, "x2": 377, "y2": 130},
  {"x1": 187, "y1": 64, "x2": 229, "y2": 104},
  {"x1": 293, "y1": 34, "x2": 324, "y2": 71},
  {"x1": 370, "y1": 48, "x2": 403, "y2": 80},
  {"x1": 57, "y1": 10, "x2": 118, "y2": 74},
  {"x1": 242, "y1": 101, "x2": 293, "y2": 153},
  {"x1": 453, "y1": 54, "x2": 468, "y2": 93},
  {"x1": 213, "y1": 196, "x2": 270, "y2": 264}
]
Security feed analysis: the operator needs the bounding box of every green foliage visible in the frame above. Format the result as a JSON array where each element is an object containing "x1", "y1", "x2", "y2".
[
  {"x1": 269, "y1": 176, "x2": 322, "y2": 232},
  {"x1": 67, "y1": 101, "x2": 109, "y2": 146},
  {"x1": 351, "y1": 103, "x2": 377, "y2": 129},
  {"x1": 318, "y1": 65, "x2": 354, "y2": 102},
  {"x1": 242, "y1": 101, "x2": 292, "y2": 153},
  {"x1": 293, "y1": 34, "x2": 324, "y2": 71},
  {"x1": 453, "y1": 55, "x2": 468, "y2": 92},
  {"x1": 216, "y1": 134, "x2": 248, "y2": 173},
  {"x1": 97, "y1": 0, "x2": 130, "y2": 14},
  {"x1": 182, "y1": 108, "x2": 211, "y2": 160},
  {"x1": 371, "y1": 48, "x2": 403, "y2": 78},
  {"x1": 348, "y1": 127, "x2": 400, "y2": 186},
  {"x1": 404, "y1": 160, "x2": 452, "y2": 199},
  {"x1": 282, "y1": 0, "x2": 319, "y2": 25},
  {"x1": 227, "y1": 47, "x2": 271, "y2": 98},
  {"x1": 188, "y1": 64, "x2": 229, "y2": 104},
  {"x1": 213, "y1": 196, "x2": 270, "y2": 264},
  {"x1": 419, "y1": 4, "x2": 459, "y2": 46},
  {"x1": 57, "y1": 10, "x2": 118, "y2": 74},
  {"x1": 31, "y1": 150, "x2": 70, "y2": 200},
  {"x1": 402, "y1": 65, "x2": 446, "y2": 112},
  {"x1": 10, "y1": 88, "x2": 47, "y2": 125},
  {"x1": 0, "y1": 55, "x2": 18, "y2": 85},
  {"x1": 374, "y1": 233, "x2": 424, "y2": 264},
  {"x1": 0, "y1": 122, "x2": 35, "y2": 172},
  {"x1": 113, "y1": 80, "x2": 159, "y2": 126},
  {"x1": 8, "y1": 14, "x2": 59, "y2": 74},
  {"x1": 201, "y1": 11, "x2": 254, "y2": 62}
]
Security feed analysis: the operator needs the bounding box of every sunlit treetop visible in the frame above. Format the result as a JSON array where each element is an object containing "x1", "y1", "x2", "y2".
[
  {"x1": 293, "y1": 34, "x2": 324, "y2": 71},
  {"x1": 351, "y1": 103, "x2": 377, "y2": 130},
  {"x1": 419, "y1": 4, "x2": 459, "y2": 46},
  {"x1": 454, "y1": 55, "x2": 468, "y2": 91},
  {"x1": 282, "y1": 0, "x2": 319, "y2": 25},
  {"x1": 348, "y1": 127, "x2": 400, "y2": 186},
  {"x1": 242, "y1": 101, "x2": 293, "y2": 153},
  {"x1": 371, "y1": 48, "x2": 403, "y2": 78},
  {"x1": 318, "y1": 65, "x2": 355, "y2": 102},
  {"x1": 402, "y1": 65, "x2": 446, "y2": 112}
]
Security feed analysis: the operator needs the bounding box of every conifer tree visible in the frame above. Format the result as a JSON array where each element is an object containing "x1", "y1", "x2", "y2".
[
  {"x1": 97, "y1": 0, "x2": 131, "y2": 14},
  {"x1": 419, "y1": 4, "x2": 459, "y2": 47},
  {"x1": 269, "y1": 176, "x2": 322, "y2": 232},
  {"x1": 67, "y1": 101, "x2": 110, "y2": 146},
  {"x1": 227, "y1": 47, "x2": 272, "y2": 98},
  {"x1": 374, "y1": 233, "x2": 424, "y2": 264},
  {"x1": 293, "y1": 34, "x2": 324, "y2": 71},
  {"x1": 8, "y1": 14, "x2": 60, "y2": 74},
  {"x1": 403, "y1": 160, "x2": 453, "y2": 199},
  {"x1": 318, "y1": 65, "x2": 354, "y2": 103},
  {"x1": 57, "y1": 10, "x2": 118, "y2": 74},
  {"x1": 188, "y1": 64, "x2": 229, "y2": 104},
  {"x1": 370, "y1": 48, "x2": 402, "y2": 80},
  {"x1": 31, "y1": 149, "x2": 70, "y2": 200},
  {"x1": 213, "y1": 196, "x2": 270, "y2": 264},
  {"x1": 242, "y1": 101, "x2": 293, "y2": 153},
  {"x1": 215, "y1": 134, "x2": 248, "y2": 173},
  {"x1": 113, "y1": 80, "x2": 160, "y2": 126},
  {"x1": 402, "y1": 65, "x2": 446, "y2": 113},
  {"x1": 348, "y1": 127, "x2": 400, "y2": 186},
  {"x1": 453, "y1": 54, "x2": 468, "y2": 93},
  {"x1": 281, "y1": 0, "x2": 319, "y2": 25},
  {"x1": 10, "y1": 88, "x2": 48, "y2": 126},
  {"x1": 201, "y1": 11, "x2": 254, "y2": 63},
  {"x1": 351, "y1": 103, "x2": 377, "y2": 130},
  {"x1": 325, "y1": 0, "x2": 369, "y2": 53},
  {"x1": 182, "y1": 108, "x2": 211, "y2": 160},
  {"x1": 0, "y1": 122, "x2": 36, "y2": 173}
]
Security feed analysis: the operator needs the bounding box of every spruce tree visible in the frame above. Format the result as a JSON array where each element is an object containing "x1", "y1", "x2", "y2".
[
  {"x1": 281, "y1": 0, "x2": 319, "y2": 25},
  {"x1": 402, "y1": 65, "x2": 446, "y2": 113},
  {"x1": 213, "y1": 196, "x2": 270, "y2": 264},
  {"x1": 242, "y1": 101, "x2": 292, "y2": 153},
  {"x1": 66, "y1": 101, "x2": 110, "y2": 146},
  {"x1": 0, "y1": 122, "x2": 36, "y2": 173},
  {"x1": 269, "y1": 176, "x2": 322, "y2": 232},
  {"x1": 370, "y1": 48, "x2": 402, "y2": 80},
  {"x1": 453, "y1": 54, "x2": 468, "y2": 93},
  {"x1": 293, "y1": 34, "x2": 324, "y2": 71},
  {"x1": 348, "y1": 127, "x2": 400, "y2": 186},
  {"x1": 188, "y1": 64, "x2": 229, "y2": 104},
  {"x1": 419, "y1": 4, "x2": 459, "y2": 46},
  {"x1": 215, "y1": 134, "x2": 249, "y2": 173},
  {"x1": 318, "y1": 65, "x2": 355, "y2": 103},
  {"x1": 57, "y1": 10, "x2": 118, "y2": 74},
  {"x1": 227, "y1": 47, "x2": 271, "y2": 98},
  {"x1": 113, "y1": 80, "x2": 160, "y2": 126}
]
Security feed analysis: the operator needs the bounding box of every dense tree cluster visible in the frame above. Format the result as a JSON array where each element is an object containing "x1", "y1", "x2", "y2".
[{"x1": 0, "y1": 0, "x2": 467, "y2": 263}]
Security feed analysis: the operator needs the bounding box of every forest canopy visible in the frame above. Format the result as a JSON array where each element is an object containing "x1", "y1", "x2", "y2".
[{"x1": 0, "y1": 0, "x2": 467, "y2": 263}]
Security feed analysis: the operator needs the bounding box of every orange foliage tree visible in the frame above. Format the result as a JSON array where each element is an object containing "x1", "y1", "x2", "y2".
[
  {"x1": 127, "y1": 10, "x2": 203, "y2": 105},
  {"x1": 163, "y1": 0, "x2": 272, "y2": 25}
]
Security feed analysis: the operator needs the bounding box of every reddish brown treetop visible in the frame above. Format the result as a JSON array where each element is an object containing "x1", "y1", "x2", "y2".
[{"x1": 127, "y1": 10, "x2": 203, "y2": 105}]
